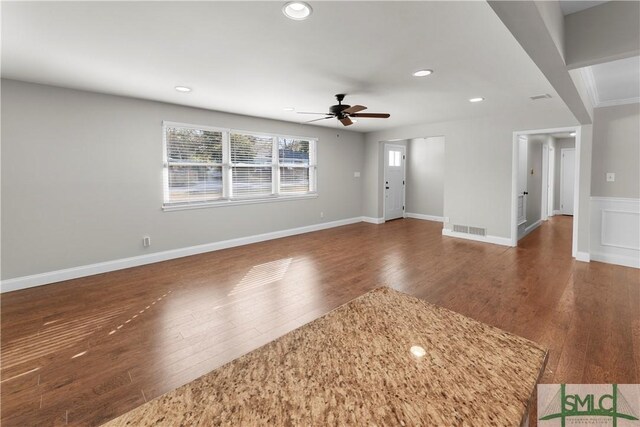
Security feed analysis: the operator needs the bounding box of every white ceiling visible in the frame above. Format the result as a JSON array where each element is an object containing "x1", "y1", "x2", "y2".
[
  {"x1": 581, "y1": 56, "x2": 640, "y2": 107},
  {"x1": 1, "y1": 1, "x2": 568, "y2": 132},
  {"x1": 559, "y1": 1, "x2": 609, "y2": 16}
]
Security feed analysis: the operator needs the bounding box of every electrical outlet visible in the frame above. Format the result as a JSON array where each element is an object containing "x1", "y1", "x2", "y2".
[
  {"x1": 606, "y1": 172, "x2": 615, "y2": 182},
  {"x1": 354, "y1": 171, "x2": 361, "y2": 178},
  {"x1": 143, "y1": 236, "x2": 151, "y2": 247},
  {"x1": 320, "y1": 212, "x2": 324, "y2": 219}
]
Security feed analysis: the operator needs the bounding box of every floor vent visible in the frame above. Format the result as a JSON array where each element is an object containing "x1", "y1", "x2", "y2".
[
  {"x1": 469, "y1": 226, "x2": 487, "y2": 236},
  {"x1": 453, "y1": 224, "x2": 469, "y2": 233}
]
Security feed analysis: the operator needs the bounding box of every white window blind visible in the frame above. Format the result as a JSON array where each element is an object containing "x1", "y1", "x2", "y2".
[
  {"x1": 230, "y1": 133, "x2": 274, "y2": 198},
  {"x1": 163, "y1": 122, "x2": 317, "y2": 209},
  {"x1": 278, "y1": 138, "x2": 314, "y2": 194},
  {"x1": 164, "y1": 125, "x2": 223, "y2": 205}
]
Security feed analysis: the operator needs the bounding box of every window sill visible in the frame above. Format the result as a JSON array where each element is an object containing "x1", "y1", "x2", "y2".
[{"x1": 162, "y1": 193, "x2": 318, "y2": 212}]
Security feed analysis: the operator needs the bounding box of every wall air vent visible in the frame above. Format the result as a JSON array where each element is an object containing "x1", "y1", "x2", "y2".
[
  {"x1": 469, "y1": 226, "x2": 487, "y2": 236},
  {"x1": 530, "y1": 93, "x2": 552, "y2": 100},
  {"x1": 452, "y1": 224, "x2": 487, "y2": 236},
  {"x1": 453, "y1": 224, "x2": 469, "y2": 233}
]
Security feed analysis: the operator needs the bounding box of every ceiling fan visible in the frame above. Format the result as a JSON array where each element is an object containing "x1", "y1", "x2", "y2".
[{"x1": 298, "y1": 94, "x2": 390, "y2": 126}]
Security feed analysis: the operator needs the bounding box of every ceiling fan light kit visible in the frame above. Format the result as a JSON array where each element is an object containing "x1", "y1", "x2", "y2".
[{"x1": 298, "y1": 94, "x2": 390, "y2": 126}]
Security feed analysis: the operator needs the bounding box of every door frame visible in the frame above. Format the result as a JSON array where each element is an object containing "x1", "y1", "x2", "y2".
[
  {"x1": 383, "y1": 143, "x2": 407, "y2": 222},
  {"x1": 516, "y1": 136, "x2": 528, "y2": 228},
  {"x1": 541, "y1": 142, "x2": 549, "y2": 222},
  {"x1": 511, "y1": 126, "x2": 581, "y2": 258},
  {"x1": 548, "y1": 145, "x2": 555, "y2": 218},
  {"x1": 560, "y1": 148, "x2": 576, "y2": 215}
]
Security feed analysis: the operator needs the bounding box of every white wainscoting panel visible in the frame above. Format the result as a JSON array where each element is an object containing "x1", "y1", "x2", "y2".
[{"x1": 590, "y1": 197, "x2": 640, "y2": 268}]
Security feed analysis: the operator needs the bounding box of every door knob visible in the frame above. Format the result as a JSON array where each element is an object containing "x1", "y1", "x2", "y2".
[
  {"x1": 386, "y1": 187, "x2": 390, "y2": 189},
  {"x1": 523, "y1": 191, "x2": 529, "y2": 195}
]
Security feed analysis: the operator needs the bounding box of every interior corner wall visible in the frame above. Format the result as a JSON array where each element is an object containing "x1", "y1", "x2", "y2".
[
  {"x1": 591, "y1": 103, "x2": 640, "y2": 199},
  {"x1": 363, "y1": 106, "x2": 578, "y2": 240},
  {"x1": 577, "y1": 124, "x2": 593, "y2": 255},
  {"x1": 0, "y1": 79, "x2": 366, "y2": 281},
  {"x1": 406, "y1": 137, "x2": 444, "y2": 217},
  {"x1": 554, "y1": 137, "x2": 576, "y2": 211}
]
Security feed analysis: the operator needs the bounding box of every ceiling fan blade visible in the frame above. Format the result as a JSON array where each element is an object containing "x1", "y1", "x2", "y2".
[
  {"x1": 350, "y1": 113, "x2": 390, "y2": 118},
  {"x1": 297, "y1": 111, "x2": 332, "y2": 115},
  {"x1": 343, "y1": 105, "x2": 367, "y2": 114},
  {"x1": 339, "y1": 117, "x2": 353, "y2": 126},
  {"x1": 305, "y1": 116, "x2": 333, "y2": 123}
]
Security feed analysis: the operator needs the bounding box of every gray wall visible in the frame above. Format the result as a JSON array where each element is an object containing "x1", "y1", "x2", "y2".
[
  {"x1": 1, "y1": 79, "x2": 365, "y2": 279},
  {"x1": 363, "y1": 107, "x2": 579, "y2": 240},
  {"x1": 526, "y1": 137, "x2": 543, "y2": 228},
  {"x1": 406, "y1": 137, "x2": 444, "y2": 217},
  {"x1": 591, "y1": 103, "x2": 640, "y2": 198},
  {"x1": 554, "y1": 137, "x2": 576, "y2": 211}
]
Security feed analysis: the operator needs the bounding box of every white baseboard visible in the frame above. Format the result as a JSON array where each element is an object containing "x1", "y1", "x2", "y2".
[
  {"x1": 591, "y1": 252, "x2": 638, "y2": 268},
  {"x1": 361, "y1": 216, "x2": 385, "y2": 224},
  {"x1": 1, "y1": 217, "x2": 365, "y2": 293},
  {"x1": 406, "y1": 213, "x2": 444, "y2": 222},
  {"x1": 522, "y1": 220, "x2": 542, "y2": 238},
  {"x1": 442, "y1": 229, "x2": 512, "y2": 247},
  {"x1": 575, "y1": 251, "x2": 591, "y2": 263}
]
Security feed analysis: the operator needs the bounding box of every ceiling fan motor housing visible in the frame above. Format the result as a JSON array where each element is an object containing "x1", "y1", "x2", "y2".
[
  {"x1": 330, "y1": 93, "x2": 349, "y2": 116},
  {"x1": 329, "y1": 104, "x2": 350, "y2": 116}
]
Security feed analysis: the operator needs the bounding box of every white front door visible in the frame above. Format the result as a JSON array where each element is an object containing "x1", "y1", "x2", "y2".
[
  {"x1": 384, "y1": 144, "x2": 406, "y2": 221},
  {"x1": 560, "y1": 148, "x2": 575, "y2": 215}
]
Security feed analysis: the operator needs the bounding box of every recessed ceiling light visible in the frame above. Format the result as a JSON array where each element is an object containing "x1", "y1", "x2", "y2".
[
  {"x1": 570, "y1": 132, "x2": 576, "y2": 137},
  {"x1": 175, "y1": 86, "x2": 191, "y2": 93},
  {"x1": 469, "y1": 97, "x2": 484, "y2": 103},
  {"x1": 282, "y1": 2, "x2": 313, "y2": 20},
  {"x1": 283, "y1": 107, "x2": 295, "y2": 112},
  {"x1": 413, "y1": 69, "x2": 433, "y2": 77},
  {"x1": 410, "y1": 345, "x2": 426, "y2": 358}
]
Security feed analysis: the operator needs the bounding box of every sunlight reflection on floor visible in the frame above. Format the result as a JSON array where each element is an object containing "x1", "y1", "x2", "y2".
[
  {"x1": 1, "y1": 308, "x2": 128, "y2": 370},
  {"x1": 228, "y1": 258, "x2": 293, "y2": 296}
]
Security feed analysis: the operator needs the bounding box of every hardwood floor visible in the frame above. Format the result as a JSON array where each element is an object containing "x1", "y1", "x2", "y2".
[{"x1": 2, "y1": 216, "x2": 638, "y2": 426}]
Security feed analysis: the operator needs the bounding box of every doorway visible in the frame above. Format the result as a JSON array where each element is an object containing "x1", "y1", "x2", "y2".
[
  {"x1": 384, "y1": 143, "x2": 406, "y2": 221},
  {"x1": 511, "y1": 127, "x2": 580, "y2": 257}
]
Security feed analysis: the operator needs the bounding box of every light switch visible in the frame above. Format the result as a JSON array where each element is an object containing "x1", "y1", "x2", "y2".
[
  {"x1": 606, "y1": 172, "x2": 615, "y2": 182},
  {"x1": 354, "y1": 171, "x2": 361, "y2": 178}
]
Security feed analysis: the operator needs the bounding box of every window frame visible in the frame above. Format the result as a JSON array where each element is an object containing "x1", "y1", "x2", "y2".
[{"x1": 162, "y1": 121, "x2": 318, "y2": 211}]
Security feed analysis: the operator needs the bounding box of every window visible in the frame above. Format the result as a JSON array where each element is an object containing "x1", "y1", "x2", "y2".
[
  {"x1": 163, "y1": 122, "x2": 317, "y2": 209},
  {"x1": 279, "y1": 138, "x2": 314, "y2": 194},
  {"x1": 388, "y1": 150, "x2": 402, "y2": 167},
  {"x1": 230, "y1": 133, "x2": 273, "y2": 198}
]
